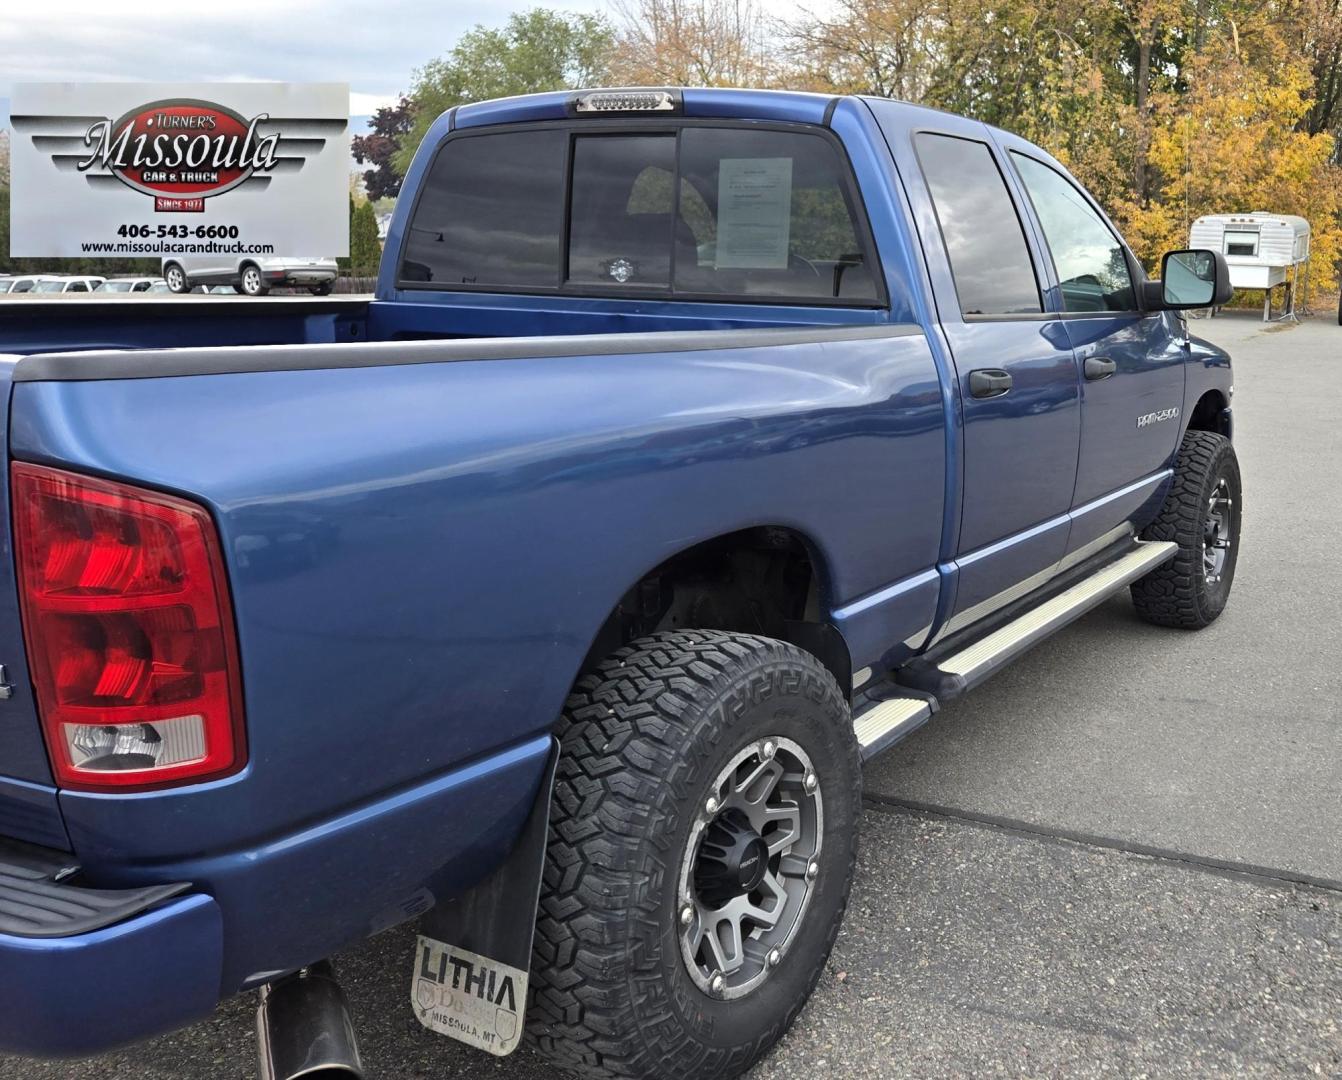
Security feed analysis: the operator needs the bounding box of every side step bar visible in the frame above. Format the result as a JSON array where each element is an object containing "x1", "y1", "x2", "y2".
[
  {"x1": 852, "y1": 692, "x2": 935, "y2": 761},
  {"x1": 853, "y1": 540, "x2": 1176, "y2": 760},
  {"x1": 926, "y1": 540, "x2": 1176, "y2": 695}
]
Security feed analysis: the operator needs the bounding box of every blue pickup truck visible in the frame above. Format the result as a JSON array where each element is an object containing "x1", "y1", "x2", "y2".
[{"x1": 0, "y1": 87, "x2": 1238, "y2": 1080}]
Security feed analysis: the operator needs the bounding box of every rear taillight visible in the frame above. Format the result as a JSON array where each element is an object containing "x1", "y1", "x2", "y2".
[{"x1": 12, "y1": 462, "x2": 245, "y2": 791}]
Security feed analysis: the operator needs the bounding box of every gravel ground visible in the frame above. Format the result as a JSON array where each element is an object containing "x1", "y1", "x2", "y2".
[{"x1": 6, "y1": 311, "x2": 1340, "y2": 1080}]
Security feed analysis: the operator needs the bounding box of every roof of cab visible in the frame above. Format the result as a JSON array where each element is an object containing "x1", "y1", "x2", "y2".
[{"x1": 452, "y1": 87, "x2": 844, "y2": 130}]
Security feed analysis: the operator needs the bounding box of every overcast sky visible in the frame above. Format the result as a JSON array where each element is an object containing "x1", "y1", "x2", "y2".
[{"x1": 0, "y1": 0, "x2": 609, "y2": 126}]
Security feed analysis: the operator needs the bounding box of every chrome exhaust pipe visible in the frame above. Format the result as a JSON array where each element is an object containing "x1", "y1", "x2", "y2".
[{"x1": 256, "y1": 961, "x2": 364, "y2": 1080}]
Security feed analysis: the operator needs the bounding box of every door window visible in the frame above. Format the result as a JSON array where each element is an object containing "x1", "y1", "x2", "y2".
[
  {"x1": 914, "y1": 133, "x2": 1041, "y2": 316},
  {"x1": 1011, "y1": 153, "x2": 1137, "y2": 313}
]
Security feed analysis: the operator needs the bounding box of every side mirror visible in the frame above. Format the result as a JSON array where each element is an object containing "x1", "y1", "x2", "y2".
[{"x1": 1153, "y1": 249, "x2": 1232, "y2": 309}]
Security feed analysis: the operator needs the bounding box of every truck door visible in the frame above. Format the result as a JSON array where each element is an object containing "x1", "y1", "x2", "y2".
[
  {"x1": 1005, "y1": 148, "x2": 1185, "y2": 555},
  {"x1": 890, "y1": 123, "x2": 1082, "y2": 626}
]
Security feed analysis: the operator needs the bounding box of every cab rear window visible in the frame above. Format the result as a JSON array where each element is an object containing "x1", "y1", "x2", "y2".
[{"x1": 400, "y1": 124, "x2": 881, "y2": 306}]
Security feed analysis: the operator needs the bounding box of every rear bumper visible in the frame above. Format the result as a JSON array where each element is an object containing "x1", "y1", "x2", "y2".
[
  {"x1": 3, "y1": 733, "x2": 551, "y2": 1058},
  {"x1": 0, "y1": 893, "x2": 222, "y2": 1057},
  {"x1": 264, "y1": 269, "x2": 337, "y2": 285}
]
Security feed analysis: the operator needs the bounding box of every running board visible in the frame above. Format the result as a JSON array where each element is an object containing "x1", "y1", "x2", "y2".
[
  {"x1": 851, "y1": 678, "x2": 937, "y2": 762},
  {"x1": 900, "y1": 540, "x2": 1177, "y2": 699}
]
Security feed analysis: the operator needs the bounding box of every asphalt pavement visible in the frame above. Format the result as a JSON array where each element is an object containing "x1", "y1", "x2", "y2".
[
  {"x1": 5, "y1": 311, "x2": 1340, "y2": 1079},
  {"x1": 866, "y1": 313, "x2": 1342, "y2": 886}
]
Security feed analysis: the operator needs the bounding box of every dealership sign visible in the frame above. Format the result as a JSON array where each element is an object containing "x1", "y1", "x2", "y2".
[{"x1": 10, "y1": 83, "x2": 349, "y2": 257}]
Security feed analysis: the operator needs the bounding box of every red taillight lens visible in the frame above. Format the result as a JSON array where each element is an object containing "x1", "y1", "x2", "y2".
[{"x1": 12, "y1": 463, "x2": 245, "y2": 791}]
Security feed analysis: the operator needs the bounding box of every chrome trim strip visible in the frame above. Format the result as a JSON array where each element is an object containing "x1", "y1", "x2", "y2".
[
  {"x1": 1071, "y1": 469, "x2": 1172, "y2": 522},
  {"x1": 833, "y1": 568, "x2": 939, "y2": 621}
]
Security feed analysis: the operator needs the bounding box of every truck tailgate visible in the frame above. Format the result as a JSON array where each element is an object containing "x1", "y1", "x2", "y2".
[{"x1": 0, "y1": 355, "x2": 68, "y2": 850}]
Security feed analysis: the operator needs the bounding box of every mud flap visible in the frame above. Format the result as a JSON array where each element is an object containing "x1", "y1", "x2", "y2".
[{"x1": 411, "y1": 738, "x2": 557, "y2": 1057}]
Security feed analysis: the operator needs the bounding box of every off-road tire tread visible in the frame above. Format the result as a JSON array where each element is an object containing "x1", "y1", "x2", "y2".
[
  {"x1": 526, "y1": 629, "x2": 859, "y2": 1080},
  {"x1": 1130, "y1": 430, "x2": 1238, "y2": 629}
]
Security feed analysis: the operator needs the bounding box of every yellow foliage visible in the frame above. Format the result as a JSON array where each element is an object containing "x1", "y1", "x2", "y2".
[{"x1": 1122, "y1": 46, "x2": 1342, "y2": 305}]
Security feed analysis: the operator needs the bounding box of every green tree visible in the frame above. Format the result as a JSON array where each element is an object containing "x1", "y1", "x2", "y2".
[
  {"x1": 337, "y1": 195, "x2": 356, "y2": 275},
  {"x1": 349, "y1": 200, "x2": 382, "y2": 276},
  {"x1": 393, "y1": 9, "x2": 614, "y2": 175}
]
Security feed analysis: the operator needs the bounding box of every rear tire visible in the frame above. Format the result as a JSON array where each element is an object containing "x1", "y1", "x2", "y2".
[
  {"x1": 528, "y1": 630, "x2": 861, "y2": 1080},
  {"x1": 164, "y1": 263, "x2": 189, "y2": 294},
  {"x1": 309, "y1": 281, "x2": 334, "y2": 296},
  {"x1": 1131, "y1": 430, "x2": 1241, "y2": 629},
  {"x1": 238, "y1": 264, "x2": 269, "y2": 297}
]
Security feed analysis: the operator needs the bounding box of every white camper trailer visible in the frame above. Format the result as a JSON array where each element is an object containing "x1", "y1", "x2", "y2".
[{"x1": 1189, "y1": 212, "x2": 1310, "y2": 320}]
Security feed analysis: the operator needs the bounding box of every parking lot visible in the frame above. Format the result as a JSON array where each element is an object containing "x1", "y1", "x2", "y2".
[{"x1": 6, "y1": 311, "x2": 1340, "y2": 1079}]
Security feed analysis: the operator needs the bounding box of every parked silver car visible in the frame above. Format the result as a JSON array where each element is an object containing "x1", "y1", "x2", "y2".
[{"x1": 161, "y1": 256, "x2": 338, "y2": 297}]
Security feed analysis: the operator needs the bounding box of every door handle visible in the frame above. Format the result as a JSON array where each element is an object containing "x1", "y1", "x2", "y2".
[
  {"x1": 1084, "y1": 356, "x2": 1117, "y2": 381},
  {"x1": 968, "y1": 369, "x2": 1012, "y2": 398}
]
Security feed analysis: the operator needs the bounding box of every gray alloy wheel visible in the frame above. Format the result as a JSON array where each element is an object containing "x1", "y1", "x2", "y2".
[
  {"x1": 239, "y1": 264, "x2": 268, "y2": 296},
  {"x1": 1202, "y1": 476, "x2": 1234, "y2": 586},
  {"x1": 164, "y1": 264, "x2": 188, "y2": 294},
  {"x1": 678, "y1": 736, "x2": 823, "y2": 1000}
]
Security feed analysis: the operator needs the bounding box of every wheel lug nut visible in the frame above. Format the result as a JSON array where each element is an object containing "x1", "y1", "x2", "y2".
[
  {"x1": 806, "y1": 861, "x2": 819, "y2": 881},
  {"x1": 761, "y1": 740, "x2": 776, "y2": 760},
  {"x1": 767, "y1": 948, "x2": 782, "y2": 967},
  {"x1": 679, "y1": 904, "x2": 694, "y2": 926},
  {"x1": 804, "y1": 772, "x2": 818, "y2": 793},
  {"x1": 710, "y1": 973, "x2": 725, "y2": 994},
  {"x1": 705, "y1": 796, "x2": 719, "y2": 815}
]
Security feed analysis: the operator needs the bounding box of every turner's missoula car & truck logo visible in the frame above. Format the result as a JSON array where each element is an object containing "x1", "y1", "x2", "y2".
[{"x1": 76, "y1": 100, "x2": 281, "y2": 212}]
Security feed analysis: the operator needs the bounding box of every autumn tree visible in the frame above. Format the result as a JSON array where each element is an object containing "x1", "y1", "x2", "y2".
[
  {"x1": 609, "y1": 0, "x2": 774, "y2": 86},
  {"x1": 352, "y1": 97, "x2": 414, "y2": 200},
  {"x1": 778, "y1": 0, "x2": 1340, "y2": 302}
]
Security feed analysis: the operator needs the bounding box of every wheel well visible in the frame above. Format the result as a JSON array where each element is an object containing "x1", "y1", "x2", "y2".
[
  {"x1": 581, "y1": 526, "x2": 853, "y2": 695},
  {"x1": 1187, "y1": 390, "x2": 1229, "y2": 436}
]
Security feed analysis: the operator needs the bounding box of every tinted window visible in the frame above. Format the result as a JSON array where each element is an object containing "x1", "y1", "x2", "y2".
[
  {"x1": 401, "y1": 125, "x2": 879, "y2": 304},
  {"x1": 1011, "y1": 153, "x2": 1136, "y2": 313},
  {"x1": 401, "y1": 130, "x2": 566, "y2": 287},
  {"x1": 568, "y1": 135, "x2": 675, "y2": 289},
  {"x1": 915, "y1": 134, "x2": 1040, "y2": 315},
  {"x1": 675, "y1": 128, "x2": 877, "y2": 301}
]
